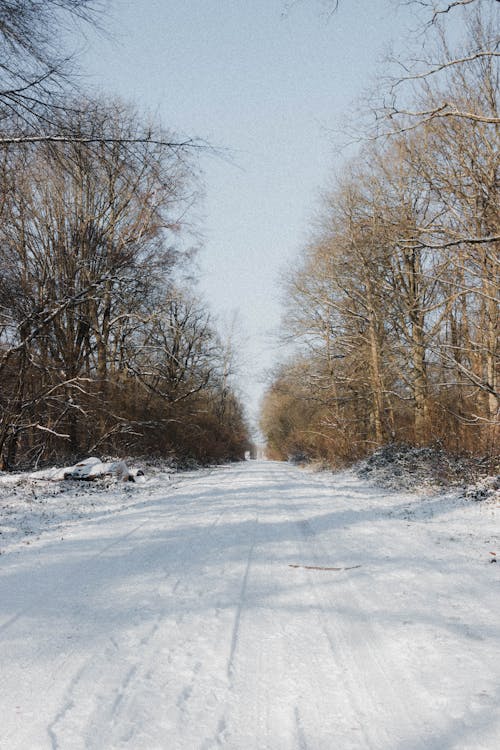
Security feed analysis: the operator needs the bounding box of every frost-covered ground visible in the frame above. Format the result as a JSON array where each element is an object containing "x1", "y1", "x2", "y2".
[
  {"x1": 0, "y1": 459, "x2": 192, "y2": 555},
  {"x1": 357, "y1": 443, "x2": 499, "y2": 498},
  {"x1": 1, "y1": 460, "x2": 500, "y2": 749}
]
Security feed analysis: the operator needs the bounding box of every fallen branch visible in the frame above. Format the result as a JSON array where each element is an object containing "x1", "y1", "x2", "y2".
[{"x1": 288, "y1": 563, "x2": 362, "y2": 571}]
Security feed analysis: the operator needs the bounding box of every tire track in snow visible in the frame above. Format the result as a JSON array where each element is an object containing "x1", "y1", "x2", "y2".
[
  {"x1": 294, "y1": 706, "x2": 309, "y2": 750},
  {"x1": 251, "y1": 469, "x2": 375, "y2": 744},
  {"x1": 292, "y1": 502, "x2": 433, "y2": 749},
  {"x1": 203, "y1": 468, "x2": 297, "y2": 748},
  {"x1": 208, "y1": 463, "x2": 375, "y2": 749},
  {"x1": 0, "y1": 469, "x2": 207, "y2": 636},
  {"x1": 45, "y1": 473, "x2": 238, "y2": 750},
  {"x1": 226, "y1": 516, "x2": 259, "y2": 678},
  {"x1": 0, "y1": 517, "x2": 153, "y2": 635},
  {"x1": 1, "y1": 466, "x2": 235, "y2": 645},
  {"x1": 47, "y1": 664, "x2": 87, "y2": 750},
  {"x1": 46, "y1": 605, "x2": 164, "y2": 749},
  {"x1": 291, "y1": 514, "x2": 389, "y2": 749},
  {"x1": 101, "y1": 471, "x2": 256, "y2": 746}
]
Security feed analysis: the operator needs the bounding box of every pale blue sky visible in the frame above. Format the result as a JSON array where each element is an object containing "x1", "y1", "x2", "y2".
[{"x1": 79, "y1": 0, "x2": 414, "y2": 428}]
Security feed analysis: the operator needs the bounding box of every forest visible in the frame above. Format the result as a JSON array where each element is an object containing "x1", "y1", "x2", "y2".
[
  {"x1": 261, "y1": 1, "x2": 499, "y2": 467},
  {"x1": 1, "y1": 6, "x2": 499, "y2": 746},
  {"x1": 0, "y1": 1, "x2": 498, "y2": 472},
  {"x1": 0, "y1": 1, "x2": 250, "y2": 469}
]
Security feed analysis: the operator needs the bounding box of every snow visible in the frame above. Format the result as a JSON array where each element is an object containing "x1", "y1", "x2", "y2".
[
  {"x1": 1, "y1": 460, "x2": 500, "y2": 749},
  {"x1": 356, "y1": 443, "x2": 493, "y2": 494},
  {"x1": 17, "y1": 456, "x2": 137, "y2": 482}
]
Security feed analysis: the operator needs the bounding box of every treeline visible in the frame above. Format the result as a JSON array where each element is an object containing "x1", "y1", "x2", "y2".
[
  {"x1": 0, "y1": 4, "x2": 250, "y2": 468},
  {"x1": 261, "y1": 3, "x2": 499, "y2": 465}
]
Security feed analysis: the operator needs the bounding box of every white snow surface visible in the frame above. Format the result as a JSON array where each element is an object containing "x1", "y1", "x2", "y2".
[{"x1": 1, "y1": 460, "x2": 499, "y2": 749}]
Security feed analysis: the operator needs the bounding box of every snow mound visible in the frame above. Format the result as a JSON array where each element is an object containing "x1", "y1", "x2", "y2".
[
  {"x1": 465, "y1": 475, "x2": 500, "y2": 502},
  {"x1": 357, "y1": 443, "x2": 487, "y2": 493},
  {"x1": 27, "y1": 457, "x2": 145, "y2": 483},
  {"x1": 63, "y1": 457, "x2": 131, "y2": 482}
]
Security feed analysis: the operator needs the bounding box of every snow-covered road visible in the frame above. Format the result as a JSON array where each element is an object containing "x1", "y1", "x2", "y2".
[{"x1": 1, "y1": 461, "x2": 500, "y2": 749}]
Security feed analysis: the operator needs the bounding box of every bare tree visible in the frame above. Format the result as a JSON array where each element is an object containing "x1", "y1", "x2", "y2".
[
  {"x1": 266, "y1": 125, "x2": 497, "y2": 461},
  {"x1": 0, "y1": 99, "x2": 198, "y2": 465},
  {"x1": 379, "y1": 1, "x2": 499, "y2": 133},
  {"x1": 0, "y1": 1, "x2": 203, "y2": 153},
  {"x1": 0, "y1": 1, "x2": 102, "y2": 133}
]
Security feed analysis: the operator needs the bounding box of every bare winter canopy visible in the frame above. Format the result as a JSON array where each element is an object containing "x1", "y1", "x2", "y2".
[
  {"x1": 0, "y1": 2, "x2": 250, "y2": 468},
  {"x1": 262, "y1": 1, "x2": 499, "y2": 464},
  {"x1": 1, "y1": 0, "x2": 497, "y2": 469}
]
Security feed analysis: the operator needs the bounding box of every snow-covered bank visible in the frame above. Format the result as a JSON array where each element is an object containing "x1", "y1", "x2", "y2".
[
  {"x1": 356, "y1": 443, "x2": 500, "y2": 504},
  {"x1": 0, "y1": 460, "x2": 204, "y2": 557},
  {"x1": 1, "y1": 461, "x2": 500, "y2": 749}
]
